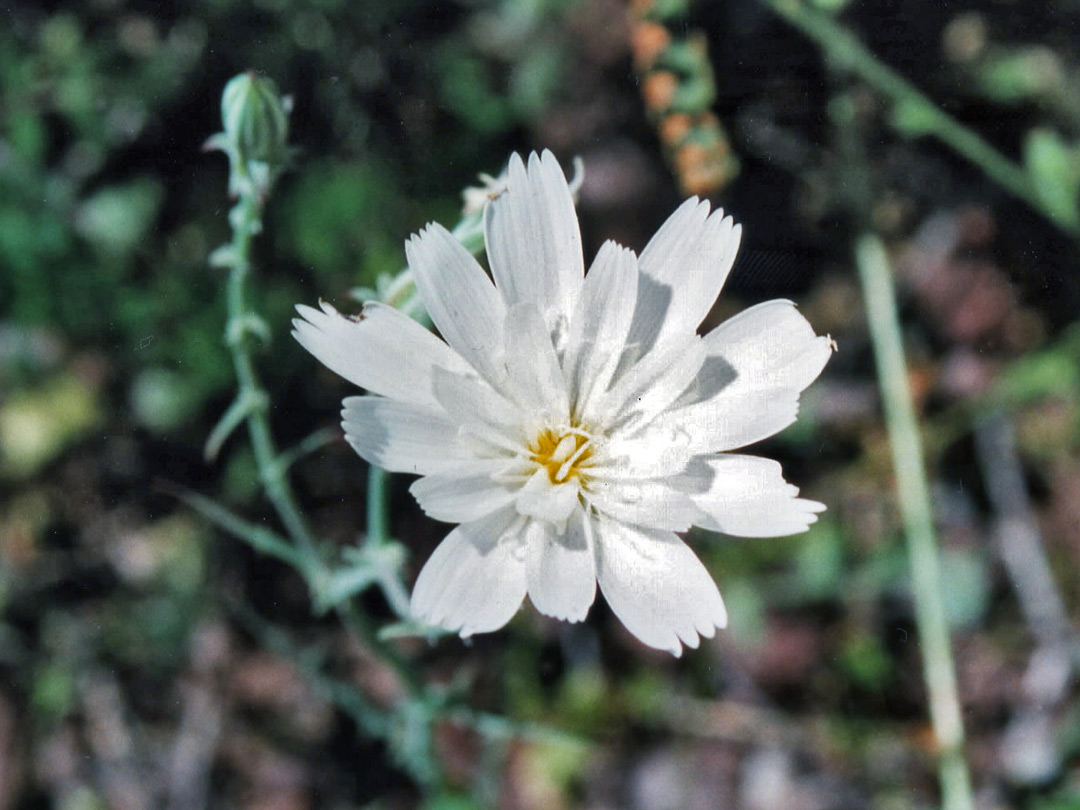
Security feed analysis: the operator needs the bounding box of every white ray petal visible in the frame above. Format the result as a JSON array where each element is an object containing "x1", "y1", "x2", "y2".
[
  {"x1": 409, "y1": 467, "x2": 519, "y2": 523},
  {"x1": 484, "y1": 151, "x2": 584, "y2": 330},
  {"x1": 432, "y1": 367, "x2": 519, "y2": 430},
  {"x1": 525, "y1": 513, "x2": 596, "y2": 622},
  {"x1": 691, "y1": 454, "x2": 825, "y2": 537},
  {"x1": 411, "y1": 507, "x2": 527, "y2": 636},
  {"x1": 564, "y1": 241, "x2": 639, "y2": 413},
  {"x1": 341, "y1": 396, "x2": 475, "y2": 475},
  {"x1": 627, "y1": 199, "x2": 741, "y2": 352},
  {"x1": 586, "y1": 476, "x2": 699, "y2": 533},
  {"x1": 594, "y1": 334, "x2": 706, "y2": 429},
  {"x1": 405, "y1": 222, "x2": 507, "y2": 385},
  {"x1": 594, "y1": 518, "x2": 727, "y2": 656},
  {"x1": 503, "y1": 303, "x2": 569, "y2": 419},
  {"x1": 643, "y1": 387, "x2": 801, "y2": 454},
  {"x1": 515, "y1": 468, "x2": 581, "y2": 525},
  {"x1": 700, "y1": 299, "x2": 833, "y2": 400},
  {"x1": 291, "y1": 301, "x2": 471, "y2": 408}
]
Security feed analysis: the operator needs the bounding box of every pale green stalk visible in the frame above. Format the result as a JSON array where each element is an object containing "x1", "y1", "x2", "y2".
[
  {"x1": 222, "y1": 188, "x2": 323, "y2": 576},
  {"x1": 207, "y1": 79, "x2": 447, "y2": 787},
  {"x1": 856, "y1": 234, "x2": 974, "y2": 810}
]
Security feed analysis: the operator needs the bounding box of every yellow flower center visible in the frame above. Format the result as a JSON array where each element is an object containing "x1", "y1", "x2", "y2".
[{"x1": 530, "y1": 426, "x2": 595, "y2": 485}]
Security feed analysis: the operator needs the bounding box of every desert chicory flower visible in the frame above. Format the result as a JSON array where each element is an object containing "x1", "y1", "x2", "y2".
[{"x1": 293, "y1": 150, "x2": 832, "y2": 655}]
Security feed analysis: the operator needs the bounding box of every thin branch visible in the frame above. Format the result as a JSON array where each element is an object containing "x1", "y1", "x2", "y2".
[{"x1": 856, "y1": 233, "x2": 974, "y2": 810}]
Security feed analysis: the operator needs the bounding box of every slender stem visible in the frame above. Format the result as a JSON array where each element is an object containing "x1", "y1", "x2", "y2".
[
  {"x1": 855, "y1": 233, "x2": 974, "y2": 810},
  {"x1": 176, "y1": 488, "x2": 306, "y2": 570},
  {"x1": 220, "y1": 187, "x2": 446, "y2": 791},
  {"x1": 366, "y1": 466, "x2": 389, "y2": 544},
  {"x1": 223, "y1": 193, "x2": 323, "y2": 575},
  {"x1": 759, "y1": 0, "x2": 1079, "y2": 236},
  {"x1": 378, "y1": 570, "x2": 414, "y2": 621}
]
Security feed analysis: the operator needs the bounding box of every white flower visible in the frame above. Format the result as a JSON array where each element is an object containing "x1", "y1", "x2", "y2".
[{"x1": 293, "y1": 150, "x2": 832, "y2": 656}]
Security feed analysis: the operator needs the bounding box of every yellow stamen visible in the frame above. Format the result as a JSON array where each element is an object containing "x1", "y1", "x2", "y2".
[{"x1": 530, "y1": 425, "x2": 595, "y2": 485}]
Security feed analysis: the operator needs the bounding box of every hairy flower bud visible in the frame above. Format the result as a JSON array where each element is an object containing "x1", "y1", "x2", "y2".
[
  {"x1": 208, "y1": 71, "x2": 292, "y2": 197},
  {"x1": 222, "y1": 71, "x2": 289, "y2": 165}
]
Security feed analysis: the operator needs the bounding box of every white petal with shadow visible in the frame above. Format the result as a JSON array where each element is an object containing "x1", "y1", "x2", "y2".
[
  {"x1": 341, "y1": 396, "x2": 474, "y2": 475},
  {"x1": 594, "y1": 518, "x2": 727, "y2": 656},
  {"x1": 628, "y1": 199, "x2": 741, "y2": 352},
  {"x1": 701, "y1": 299, "x2": 832, "y2": 398},
  {"x1": 594, "y1": 334, "x2": 705, "y2": 429},
  {"x1": 525, "y1": 513, "x2": 596, "y2": 622},
  {"x1": 691, "y1": 454, "x2": 826, "y2": 538},
  {"x1": 563, "y1": 241, "x2": 639, "y2": 412},
  {"x1": 411, "y1": 507, "x2": 527, "y2": 636},
  {"x1": 291, "y1": 301, "x2": 471, "y2": 408}
]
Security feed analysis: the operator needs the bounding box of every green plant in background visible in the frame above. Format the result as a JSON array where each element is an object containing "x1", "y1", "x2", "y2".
[
  {"x1": 0, "y1": 1, "x2": 578, "y2": 451},
  {"x1": 760, "y1": 0, "x2": 1080, "y2": 236},
  {"x1": 855, "y1": 233, "x2": 974, "y2": 810},
  {"x1": 759, "y1": 1, "x2": 1080, "y2": 807},
  {"x1": 0, "y1": 11, "x2": 200, "y2": 338}
]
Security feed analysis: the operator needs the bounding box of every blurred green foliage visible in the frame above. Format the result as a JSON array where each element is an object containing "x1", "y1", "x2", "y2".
[{"x1": 0, "y1": 0, "x2": 578, "y2": 446}]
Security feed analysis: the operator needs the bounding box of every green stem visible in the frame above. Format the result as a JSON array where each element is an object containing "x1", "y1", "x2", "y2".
[
  {"x1": 760, "y1": 0, "x2": 1079, "y2": 236},
  {"x1": 855, "y1": 233, "x2": 974, "y2": 810},
  {"x1": 176, "y1": 488, "x2": 306, "y2": 571},
  {"x1": 366, "y1": 466, "x2": 389, "y2": 544},
  {"x1": 223, "y1": 192, "x2": 323, "y2": 576},
  {"x1": 220, "y1": 189, "x2": 445, "y2": 790}
]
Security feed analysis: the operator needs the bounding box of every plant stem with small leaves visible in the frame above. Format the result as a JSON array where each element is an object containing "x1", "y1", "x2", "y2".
[{"x1": 222, "y1": 188, "x2": 323, "y2": 575}]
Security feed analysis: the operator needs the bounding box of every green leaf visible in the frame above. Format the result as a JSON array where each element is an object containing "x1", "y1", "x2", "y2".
[
  {"x1": 978, "y1": 48, "x2": 1060, "y2": 104},
  {"x1": 995, "y1": 341, "x2": 1080, "y2": 404},
  {"x1": 312, "y1": 563, "x2": 380, "y2": 615},
  {"x1": 1024, "y1": 129, "x2": 1080, "y2": 229},
  {"x1": 0, "y1": 374, "x2": 102, "y2": 479},
  {"x1": 419, "y1": 794, "x2": 484, "y2": 810}
]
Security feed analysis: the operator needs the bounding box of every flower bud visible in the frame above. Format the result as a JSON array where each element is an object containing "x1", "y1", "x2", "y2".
[{"x1": 220, "y1": 71, "x2": 290, "y2": 168}]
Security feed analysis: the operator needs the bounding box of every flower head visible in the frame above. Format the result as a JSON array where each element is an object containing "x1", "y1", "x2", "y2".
[{"x1": 293, "y1": 151, "x2": 832, "y2": 655}]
